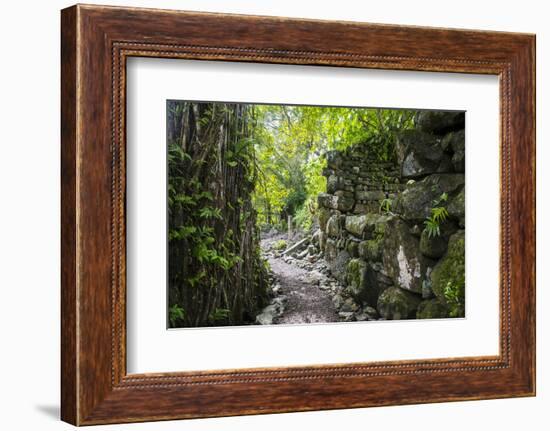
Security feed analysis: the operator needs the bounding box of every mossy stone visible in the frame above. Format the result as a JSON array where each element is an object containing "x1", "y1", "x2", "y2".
[
  {"x1": 326, "y1": 215, "x2": 341, "y2": 238},
  {"x1": 416, "y1": 298, "x2": 449, "y2": 319},
  {"x1": 327, "y1": 175, "x2": 344, "y2": 194},
  {"x1": 419, "y1": 228, "x2": 448, "y2": 259},
  {"x1": 430, "y1": 230, "x2": 465, "y2": 313},
  {"x1": 346, "y1": 258, "x2": 368, "y2": 300},
  {"x1": 358, "y1": 239, "x2": 382, "y2": 262},
  {"x1": 393, "y1": 174, "x2": 465, "y2": 223},
  {"x1": 382, "y1": 218, "x2": 431, "y2": 294},
  {"x1": 318, "y1": 207, "x2": 331, "y2": 232},
  {"x1": 447, "y1": 186, "x2": 465, "y2": 228},
  {"x1": 416, "y1": 111, "x2": 465, "y2": 135},
  {"x1": 327, "y1": 249, "x2": 351, "y2": 285},
  {"x1": 346, "y1": 240, "x2": 360, "y2": 258},
  {"x1": 344, "y1": 259, "x2": 384, "y2": 306},
  {"x1": 344, "y1": 214, "x2": 392, "y2": 239},
  {"x1": 377, "y1": 286, "x2": 422, "y2": 320}
]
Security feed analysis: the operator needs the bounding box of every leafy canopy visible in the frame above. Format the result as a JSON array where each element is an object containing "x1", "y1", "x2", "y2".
[{"x1": 250, "y1": 105, "x2": 416, "y2": 229}]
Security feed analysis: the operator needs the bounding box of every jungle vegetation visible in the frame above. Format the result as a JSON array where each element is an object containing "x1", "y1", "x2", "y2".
[{"x1": 167, "y1": 100, "x2": 417, "y2": 327}]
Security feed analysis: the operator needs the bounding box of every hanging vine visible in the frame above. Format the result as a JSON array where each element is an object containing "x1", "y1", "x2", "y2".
[{"x1": 167, "y1": 101, "x2": 269, "y2": 327}]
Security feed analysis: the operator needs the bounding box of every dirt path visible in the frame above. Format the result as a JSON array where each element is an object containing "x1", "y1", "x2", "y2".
[{"x1": 266, "y1": 255, "x2": 339, "y2": 324}]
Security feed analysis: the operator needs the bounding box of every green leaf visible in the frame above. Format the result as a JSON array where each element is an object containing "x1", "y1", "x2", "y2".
[{"x1": 168, "y1": 304, "x2": 185, "y2": 327}]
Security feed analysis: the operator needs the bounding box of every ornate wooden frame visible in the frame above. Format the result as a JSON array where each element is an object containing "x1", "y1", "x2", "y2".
[{"x1": 61, "y1": 4, "x2": 536, "y2": 426}]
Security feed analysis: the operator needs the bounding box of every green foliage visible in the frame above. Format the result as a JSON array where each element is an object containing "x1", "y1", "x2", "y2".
[
  {"x1": 423, "y1": 193, "x2": 449, "y2": 238},
  {"x1": 167, "y1": 101, "x2": 269, "y2": 328},
  {"x1": 294, "y1": 198, "x2": 315, "y2": 231},
  {"x1": 379, "y1": 198, "x2": 392, "y2": 214},
  {"x1": 444, "y1": 281, "x2": 463, "y2": 318},
  {"x1": 208, "y1": 308, "x2": 231, "y2": 323},
  {"x1": 251, "y1": 105, "x2": 415, "y2": 228},
  {"x1": 168, "y1": 304, "x2": 186, "y2": 327},
  {"x1": 167, "y1": 100, "x2": 420, "y2": 327},
  {"x1": 198, "y1": 206, "x2": 223, "y2": 220},
  {"x1": 431, "y1": 232, "x2": 465, "y2": 318},
  {"x1": 273, "y1": 239, "x2": 287, "y2": 251}
]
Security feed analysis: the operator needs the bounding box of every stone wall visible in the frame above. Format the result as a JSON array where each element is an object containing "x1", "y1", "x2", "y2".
[{"x1": 317, "y1": 111, "x2": 466, "y2": 320}]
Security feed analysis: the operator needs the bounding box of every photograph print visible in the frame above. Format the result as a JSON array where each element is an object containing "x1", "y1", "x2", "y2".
[{"x1": 167, "y1": 101, "x2": 465, "y2": 328}]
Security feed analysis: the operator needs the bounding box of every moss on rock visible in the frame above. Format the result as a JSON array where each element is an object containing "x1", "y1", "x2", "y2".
[
  {"x1": 346, "y1": 258, "x2": 368, "y2": 300},
  {"x1": 393, "y1": 174, "x2": 465, "y2": 223},
  {"x1": 326, "y1": 215, "x2": 342, "y2": 238},
  {"x1": 317, "y1": 207, "x2": 331, "y2": 232},
  {"x1": 430, "y1": 230, "x2": 465, "y2": 316},
  {"x1": 346, "y1": 240, "x2": 360, "y2": 257},
  {"x1": 377, "y1": 286, "x2": 422, "y2": 320},
  {"x1": 447, "y1": 186, "x2": 465, "y2": 228},
  {"x1": 358, "y1": 239, "x2": 382, "y2": 262},
  {"x1": 416, "y1": 298, "x2": 449, "y2": 319},
  {"x1": 344, "y1": 214, "x2": 392, "y2": 239},
  {"x1": 345, "y1": 258, "x2": 384, "y2": 306},
  {"x1": 273, "y1": 239, "x2": 287, "y2": 251},
  {"x1": 327, "y1": 248, "x2": 351, "y2": 285},
  {"x1": 419, "y1": 228, "x2": 448, "y2": 259}
]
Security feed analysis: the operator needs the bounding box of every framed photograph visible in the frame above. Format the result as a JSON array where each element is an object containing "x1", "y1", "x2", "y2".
[{"x1": 61, "y1": 4, "x2": 536, "y2": 425}]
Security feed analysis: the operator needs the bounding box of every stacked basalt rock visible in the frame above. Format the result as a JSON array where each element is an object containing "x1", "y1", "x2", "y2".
[{"x1": 317, "y1": 111, "x2": 466, "y2": 320}]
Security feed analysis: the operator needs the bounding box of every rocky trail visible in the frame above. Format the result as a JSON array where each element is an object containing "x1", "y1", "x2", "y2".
[
  {"x1": 256, "y1": 232, "x2": 379, "y2": 325},
  {"x1": 267, "y1": 256, "x2": 338, "y2": 324}
]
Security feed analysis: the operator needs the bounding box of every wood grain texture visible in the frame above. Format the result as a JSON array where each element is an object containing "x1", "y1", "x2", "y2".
[
  {"x1": 60, "y1": 5, "x2": 78, "y2": 425},
  {"x1": 60, "y1": 4, "x2": 536, "y2": 425}
]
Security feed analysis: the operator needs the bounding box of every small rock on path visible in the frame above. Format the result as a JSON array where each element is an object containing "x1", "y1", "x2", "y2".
[{"x1": 267, "y1": 256, "x2": 339, "y2": 324}]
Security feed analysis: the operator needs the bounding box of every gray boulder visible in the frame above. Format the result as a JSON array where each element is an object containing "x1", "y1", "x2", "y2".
[
  {"x1": 421, "y1": 220, "x2": 458, "y2": 260},
  {"x1": 441, "y1": 129, "x2": 461, "y2": 151},
  {"x1": 326, "y1": 150, "x2": 343, "y2": 169},
  {"x1": 345, "y1": 214, "x2": 376, "y2": 238},
  {"x1": 358, "y1": 239, "x2": 383, "y2": 262},
  {"x1": 317, "y1": 193, "x2": 333, "y2": 209},
  {"x1": 340, "y1": 297, "x2": 361, "y2": 312},
  {"x1": 393, "y1": 174, "x2": 465, "y2": 223},
  {"x1": 419, "y1": 227, "x2": 449, "y2": 259},
  {"x1": 317, "y1": 206, "x2": 332, "y2": 232},
  {"x1": 319, "y1": 230, "x2": 327, "y2": 252},
  {"x1": 324, "y1": 238, "x2": 338, "y2": 261},
  {"x1": 355, "y1": 190, "x2": 385, "y2": 201},
  {"x1": 332, "y1": 293, "x2": 345, "y2": 309},
  {"x1": 382, "y1": 218, "x2": 433, "y2": 294},
  {"x1": 326, "y1": 214, "x2": 343, "y2": 238},
  {"x1": 334, "y1": 195, "x2": 354, "y2": 212},
  {"x1": 327, "y1": 175, "x2": 345, "y2": 194},
  {"x1": 326, "y1": 247, "x2": 351, "y2": 284},
  {"x1": 256, "y1": 300, "x2": 285, "y2": 325},
  {"x1": 318, "y1": 193, "x2": 354, "y2": 212},
  {"x1": 345, "y1": 258, "x2": 368, "y2": 301},
  {"x1": 311, "y1": 229, "x2": 321, "y2": 247},
  {"x1": 344, "y1": 214, "x2": 392, "y2": 239},
  {"x1": 377, "y1": 286, "x2": 422, "y2": 320},
  {"x1": 416, "y1": 298, "x2": 449, "y2": 319},
  {"x1": 338, "y1": 312, "x2": 356, "y2": 322},
  {"x1": 363, "y1": 306, "x2": 379, "y2": 320},
  {"x1": 452, "y1": 150, "x2": 465, "y2": 173},
  {"x1": 345, "y1": 258, "x2": 386, "y2": 307},
  {"x1": 441, "y1": 129, "x2": 465, "y2": 172},
  {"x1": 398, "y1": 130, "x2": 453, "y2": 179},
  {"x1": 346, "y1": 239, "x2": 360, "y2": 257},
  {"x1": 417, "y1": 111, "x2": 465, "y2": 135},
  {"x1": 447, "y1": 186, "x2": 465, "y2": 227}
]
